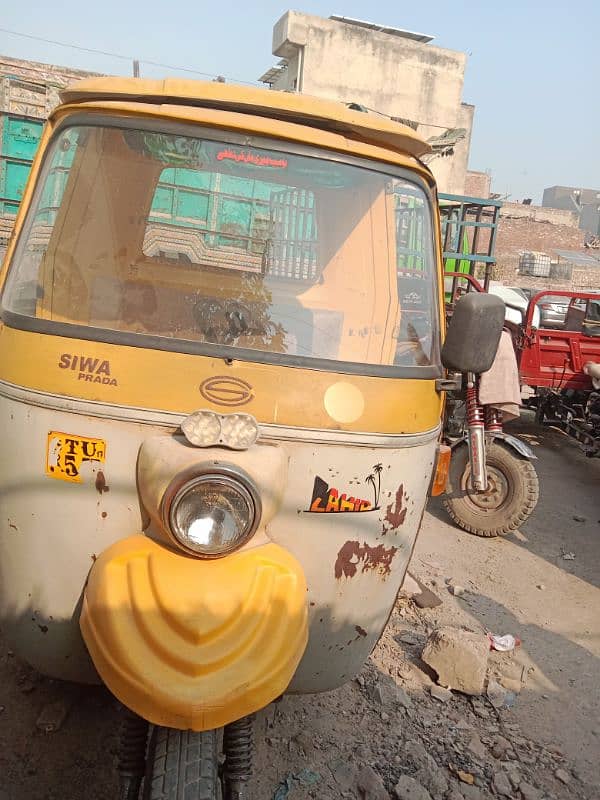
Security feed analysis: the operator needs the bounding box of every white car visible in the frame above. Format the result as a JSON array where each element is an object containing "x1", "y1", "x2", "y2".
[{"x1": 488, "y1": 284, "x2": 540, "y2": 329}]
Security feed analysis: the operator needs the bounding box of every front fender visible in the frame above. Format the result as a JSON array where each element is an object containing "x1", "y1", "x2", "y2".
[
  {"x1": 80, "y1": 536, "x2": 308, "y2": 731},
  {"x1": 448, "y1": 432, "x2": 536, "y2": 460},
  {"x1": 488, "y1": 432, "x2": 537, "y2": 460}
]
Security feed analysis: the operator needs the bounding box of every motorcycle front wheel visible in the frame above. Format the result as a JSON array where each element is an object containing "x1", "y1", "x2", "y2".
[
  {"x1": 443, "y1": 440, "x2": 539, "y2": 537},
  {"x1": 144, "y1": 726, "x2": 220, "y2": 800}
]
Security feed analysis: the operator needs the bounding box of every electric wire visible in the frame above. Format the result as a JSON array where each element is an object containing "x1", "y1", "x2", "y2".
[{"x1": 0, "y1": 26, "x2": 260, "y2": 86}]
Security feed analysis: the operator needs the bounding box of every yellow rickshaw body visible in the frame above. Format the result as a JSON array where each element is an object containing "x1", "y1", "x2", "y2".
[{"x1": 0, "y1": 79, "x2": 445, "y2": 728}]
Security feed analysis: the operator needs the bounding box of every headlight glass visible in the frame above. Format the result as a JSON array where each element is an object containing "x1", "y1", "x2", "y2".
[{"x1": 166, "y1": 473, "x2": 259, "y2": 557}]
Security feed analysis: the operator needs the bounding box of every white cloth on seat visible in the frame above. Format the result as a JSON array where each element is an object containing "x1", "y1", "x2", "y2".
[
  {"x1": 584, "y1": 362, "x2": 600, "y2": 390},
  {"x1": 478, "y1": 330, "x2": 521, "y2": 421}
]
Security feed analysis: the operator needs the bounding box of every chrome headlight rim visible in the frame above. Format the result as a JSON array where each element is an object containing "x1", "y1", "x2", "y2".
[{"x1": 160, "y1": 464, "x2": 262, "y2": 559}]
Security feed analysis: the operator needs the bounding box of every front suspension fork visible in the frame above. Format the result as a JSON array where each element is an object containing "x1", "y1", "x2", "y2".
[
  {"x1": 465, "y1": 373, "x2": 504, "y2": 491},
  {"x1": 222, "y1": 715, "x2": 254, "y2": 800}
]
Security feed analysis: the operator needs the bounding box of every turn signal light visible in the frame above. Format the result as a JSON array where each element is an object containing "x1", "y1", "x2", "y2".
[{"x1": 431, "y1": 444, "x2": 451, "y2": 496}]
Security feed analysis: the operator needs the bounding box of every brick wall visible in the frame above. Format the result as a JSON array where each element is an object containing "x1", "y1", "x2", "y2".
[
  {"x1": 496, "y1": 267, "x2": 600, "y2": 291},
  {"x1": 499, "y1": 202, "x2": 578, "y2": 227},
  {"x1": 464, "y1": 171, "x2": 491, "y2": 198}
]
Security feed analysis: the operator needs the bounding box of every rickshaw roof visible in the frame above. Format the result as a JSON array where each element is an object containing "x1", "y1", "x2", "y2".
[{"x1": 59, "y1": 78, "x2": 431, "y2": 159}]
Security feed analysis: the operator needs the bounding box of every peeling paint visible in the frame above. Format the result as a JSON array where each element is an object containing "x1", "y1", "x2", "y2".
[
  {"x1": 95, "y1": 471, "x2": 109, "y2": 494},
  {"x1": 334, "y1": 540, "x2": 397, "y2": 579},
  {"x1": 382, "y1": 484, "x2": 407, "y2": 534},
  {"x1": 355, "y1": 625, "x2": 367, "y2": 637}
]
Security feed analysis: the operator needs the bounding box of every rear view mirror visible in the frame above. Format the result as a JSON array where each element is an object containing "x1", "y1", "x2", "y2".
[{"x1": 442, "y1": 293, "x2": 505, "y2": 374}]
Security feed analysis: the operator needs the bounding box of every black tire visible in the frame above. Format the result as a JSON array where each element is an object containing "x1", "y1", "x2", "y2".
[
  {"x1": 442, "y1": 441, "x2": 539, "y2": 537},
  {"x1": 534, "y1": 402, "x2": 545, "y2": 425},
  {"x1": 144, "y1": 726, "x2": 220, "y2": 800}
]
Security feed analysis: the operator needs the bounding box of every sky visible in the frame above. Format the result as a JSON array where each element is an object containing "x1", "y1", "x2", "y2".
[{"x1": 1, "y1": 1, "x2": 598, "y2": 204}]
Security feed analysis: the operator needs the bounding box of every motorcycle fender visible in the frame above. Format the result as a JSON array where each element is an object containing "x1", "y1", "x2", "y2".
[
  {"x1": 80, "y1": 535, "x2": 308, "y2": 731},
  {"x1": 488, "y1": 432, "x2": 537, "y2": 460},
  {"x1": 448, "y1": 432, "x2": 537, "y2": 460},
  {"x1": 448, "y1": 435, "x2": 468, "y2": 451}
]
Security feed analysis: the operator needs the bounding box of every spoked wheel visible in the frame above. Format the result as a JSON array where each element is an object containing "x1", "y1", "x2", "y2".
[
  {"x1": 443, "y1": 441, "x2": 539, "y2": 537},
  {"x1": 143, "y1": 727, "x2": 220, "y2": 800}
]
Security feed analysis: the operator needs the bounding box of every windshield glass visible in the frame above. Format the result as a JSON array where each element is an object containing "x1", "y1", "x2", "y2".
[{"x1": 3, "y1": 123, "x2": 439, "y2": 374}]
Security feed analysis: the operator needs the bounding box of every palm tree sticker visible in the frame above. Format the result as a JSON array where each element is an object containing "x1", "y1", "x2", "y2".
[{"x1": 365, "y1": 463, "x2": 383, "y2": 510}]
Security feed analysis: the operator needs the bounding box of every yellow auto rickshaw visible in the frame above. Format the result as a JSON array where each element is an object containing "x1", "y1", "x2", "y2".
[{"x1": 0, "y1": 78, "x2": 504, "y2": 799}]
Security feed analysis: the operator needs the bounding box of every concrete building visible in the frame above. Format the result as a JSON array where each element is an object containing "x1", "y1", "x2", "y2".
[
  {"x1": 259, "y1": 12, "x2": 474, "y2": 195},
  {"x1": 542, "y1": 185, "x2": 600, "y2": 237}
]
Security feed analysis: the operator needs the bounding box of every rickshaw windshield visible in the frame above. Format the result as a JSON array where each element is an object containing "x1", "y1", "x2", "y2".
[{"x1": 3, "y1": 122, "x2": 440, "y2": 375}]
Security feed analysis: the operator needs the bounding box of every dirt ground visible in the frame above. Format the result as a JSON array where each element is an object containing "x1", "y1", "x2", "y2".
[{"x1": 0, "y1": 414, "x2": 599, "y2": 800}]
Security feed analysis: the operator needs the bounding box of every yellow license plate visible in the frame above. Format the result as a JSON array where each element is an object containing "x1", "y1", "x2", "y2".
[{"x1": 46, "y1": 431, "x2": 106, "y2": 483}]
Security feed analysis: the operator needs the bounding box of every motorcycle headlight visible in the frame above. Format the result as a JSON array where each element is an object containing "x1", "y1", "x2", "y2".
[{"x1": 162, "y1": 469, "x2": 261, "y2": 557}]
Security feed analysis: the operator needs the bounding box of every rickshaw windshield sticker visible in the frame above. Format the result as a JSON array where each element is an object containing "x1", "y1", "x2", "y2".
[
  {"x1": 46, "y1": 432, "x2": 106, "y2": 483},
  {"x1": 307, "y1": 464, "x2": 383, "y2": 513}
]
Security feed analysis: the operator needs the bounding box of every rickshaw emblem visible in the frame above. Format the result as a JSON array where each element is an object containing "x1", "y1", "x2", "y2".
[
  {"x1": 46, "y1": 431, "x2": 106, "y2": 482},
  {"x1": 199, "y1": 376, "x2": 254, "y2": 406}
]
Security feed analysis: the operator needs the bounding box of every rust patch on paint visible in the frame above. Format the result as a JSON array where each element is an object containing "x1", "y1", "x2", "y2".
[
  {"x1": 334, "y1": 540, "x2": 397, "y2": 580},
  {"x1": 95, "y1": 471, "x2": 109, "y2": 494},
  {"x1": 382, "y1": 484, "x2": 407, "y2": 534}
]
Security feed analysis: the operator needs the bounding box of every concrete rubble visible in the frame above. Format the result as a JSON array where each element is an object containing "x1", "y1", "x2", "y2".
[
  {"x1": 400, "y1": 572, "x2": 422, "y2": 597},
  {"x1": 491, "y1": 770, "x2": 513, "y2": 796},
  {"x1": 429, "y1": 685, "x2": 453, "y2": 703},
  {"x1": 421, "y1": 627, "x2": 490, "y2": 696},
  {"x1": 358, "y1": 765, "x2": 391, "y2": 800},
  {"x1": 555, "y1": 768, "x2": 571, "y2": 784},
  {"x1": 519, "y1": 781, "x2": 543, "y2": 800},
  {"x1": 486, "y1": 678, "x2": 508, "y2": 709},
  {"x1": 394, "y1": 775, "x2": 432, "y2": 800}
]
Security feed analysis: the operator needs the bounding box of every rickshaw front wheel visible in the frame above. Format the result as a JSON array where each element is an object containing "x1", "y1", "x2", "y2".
[
  {"x1": 144, "y1": 726, "x2": 220, "y2": 800},
  {"x1": 442, "y1": 441, "x2": 539, "y2": 537}
]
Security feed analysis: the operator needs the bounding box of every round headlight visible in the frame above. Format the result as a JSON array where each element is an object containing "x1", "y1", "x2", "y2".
[{"x1": 163, "y1": 470, "x2": 260, "y2": 557}]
